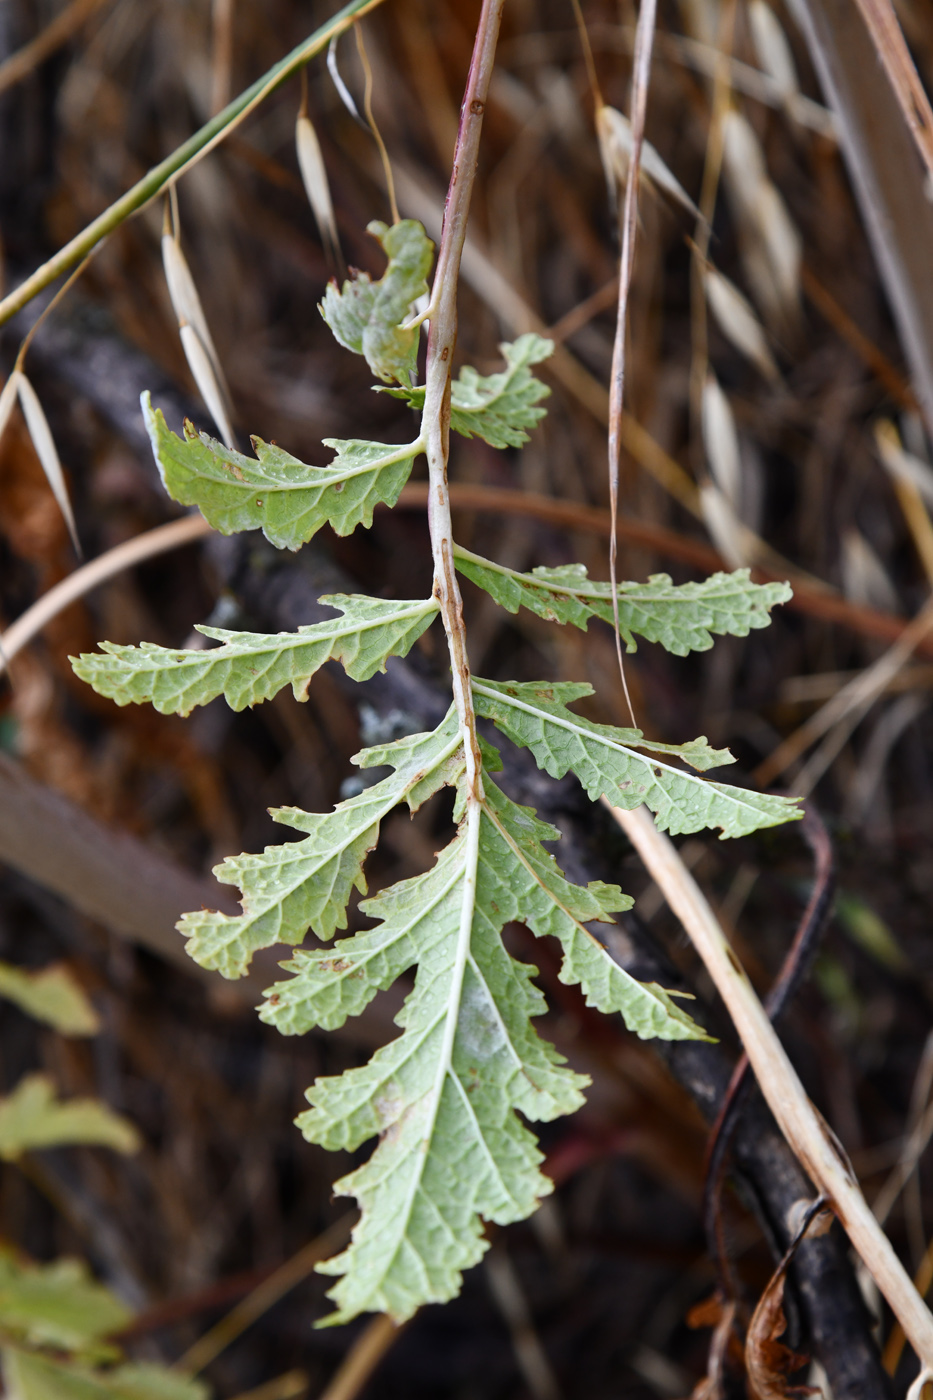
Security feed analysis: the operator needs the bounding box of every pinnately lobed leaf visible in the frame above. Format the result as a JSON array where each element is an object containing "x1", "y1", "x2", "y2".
[
  {"x1": 472, "y1": 679, "x2": 801, "y2": 837},
  {"x1": 455, "y1": 552, "x2": 792, "y2": 655},
  {"x1": 143, "y1": 394, "x2": 422, "y2": 550},
  {"x1": 181, "y1": 713, "x2": 464, "y2": 979},
  {"x1": 389, "y1": 333, "x2": 554, "y2": 448},
  {"x1": 71, "y1": 596, "x2": 439, "y2": 716},
  {"x1": 319, "y1": 219, "x2": 434, "y2": 385},
  {"x1": 258, "y1": 741, "x2": 707, "y2": 1325}
]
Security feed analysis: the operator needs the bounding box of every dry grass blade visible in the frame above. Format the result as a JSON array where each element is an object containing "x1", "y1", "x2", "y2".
[
  {"x1": 908, "y1": 1367, "x2": 933, "y2": 1400},
  {"x1": 14, "y1": 373, "x2": 81, "y2": 556},
  {"x1": 296, "y1": 112, "x2": 342, "y2": 268},
  {"x1": 179, "y1": 1214, "x2": 354, "y2": 1374},
  {"x1": 702, "y1": 372, "x2": 741, "y2": 506},
  {"x1": 703, "y1": 263, "x2": 779, "y2": 381},
  {"x1": 596, "y1": 104, "x2": 701, "y2": 221},
  {"x1": 0, "y1": 515, "x2": 211, "y2": 678},
  {"x1": 485, "y1": 1249, "x2": 562, "y2": 1400},
  {"x1": 0, "y1": 371, "x2": 20, "y2": 444},
  {"x1": 851, "y1": 0, "x2": 933, "y2": 185},
  {"x1": 700, "y1": 481, "x2": 749, "y2": 570},
  {"x1": 0, "y1": 0, "x2": 111, "y2": 98},
  {"x1": 874, "y1": 421, "x2": 933, "y2": 587},
  {"x1": 606, "y1": 0, "x2": 659, "y2": 727},
  {"x1": 162, "y1": 225, "x2": 235, "y2": 447},
  {"x1": 721, "y1": 109, "x2": 801, "y2": 338},
  {"x1": 230, "y1": 1371, "x2": 308, "y2": 1400},
  {"x1": 210, "y1": 0, "x2": 235, "y2": 116},
  {"x1": 748, "y1": 1, "x2": 799, "y2": 99},
  {"x1": 605, "y1": 802, "x2": 933, "y2": 1369},
  {"x1": 875, "y1": 420, "x2": 933, "y2": 510},
  {"x1": 754, "y1": 596, "x2": 933, "y2": 790},
  {"x1": 318, "y1": 1314, "x2": 404, "y2": 1400}
]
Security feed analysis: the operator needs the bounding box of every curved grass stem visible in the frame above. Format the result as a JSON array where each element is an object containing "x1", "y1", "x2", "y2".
[{"x1": 0, "y1": 0, "x2": 388, "y2": 329}]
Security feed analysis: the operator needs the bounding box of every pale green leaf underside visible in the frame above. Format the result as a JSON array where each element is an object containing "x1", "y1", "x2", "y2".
[
  {"x1": 181, "y1": 713, "x2": 464, "y2": 979},
  {"x1": 0, "y1": 1075, "x2": 141, "y2": 1161},
  {"x1": 473, "y1": 679, "x2": 801, "y2": 837},
  {"x1": 259, "y1": 766, "x2": 706, "y2": 1324},
  {"x1": 1, "y1": 1350, "x2": 209, "y2": 1400},
  {"x1": 143, "y1": 395, "x2": 421, "y2": 551},
  {"x1": 388, "y1": 334, "x2": 554, "y2": 448},
  {"x1": 319, "y1": 219, "x2": 433, "y2": 385},
  {"x1": 0, "y1": 961, "x2": 100, "y2": 1036},
  {"x1": 71, "y1": 596, "x2": 438, "y2": 717},
  {"x1": 456, "y1": 552, "x2": 792, "y2": 655}
]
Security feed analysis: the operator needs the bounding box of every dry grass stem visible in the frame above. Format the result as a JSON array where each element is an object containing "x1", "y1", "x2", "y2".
[
  {"x1": 0, "y1": 515, "x2": 211, "y2": 678},
  {"x1": 604, "y1": 801, "x2": 933, "y2": 1369}
]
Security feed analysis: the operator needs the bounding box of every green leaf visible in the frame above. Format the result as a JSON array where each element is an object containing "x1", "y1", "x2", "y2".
[
  {"x1": 0, "y1": 1076, "x2": 141, "y2": 1161},
  {"x1": 472, "y1": 679, "x2": 801, "y2": 838},
  {"x1": 389, "y1": 334, "x2": 554, "y2": 448},
  {"x1": 71, "y1": 596, "x2": 439, "y2": 717},
  {"x1": 181, "y1": 711, "x2": 464, "y2": 979},
  {"x1": 1, "y1": 1351, "x2": 210, "y2": 1400},
  {"x1": 143, "y1": 396, "x2": 421, "y2": 550},
  {"x1": 0, "y1": 962, "x2": 99, "y2": 1036},
  {"x1": 455, "y1": 554, "x2": 792, "y2": 655},
  {"x1": 0, "y1": 1252, "x2": 131, "y2": 1357},
  {"x1": 320, "y1": 219, "x2": 433, "y2": 385},
  {"x1": 266, "y1": 767, "x2": 705, "y2": 1325}
]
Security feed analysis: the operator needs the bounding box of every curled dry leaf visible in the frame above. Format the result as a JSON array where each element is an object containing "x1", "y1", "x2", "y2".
[
  {"x1": 686, "y1": 1293, "x2": 741, "y2": 1400},
  {"x1": 746, "y1": 1264, "x2": 818, "y2": 1399},
  {"x1": 721, "y1": 109, "x2": 802, "y2": 338},
  {"x1": 704, "y1": 264, "x2": 779, "y2": 381},
  {"x1": 596, "y1": 104, "x2": 702, "y2": 222}
]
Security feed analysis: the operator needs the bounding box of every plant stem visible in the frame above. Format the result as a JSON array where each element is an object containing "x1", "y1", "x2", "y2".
[
  {"x1": 608, "y1": 799, "x2": 933, "y2": 1369},
  {"x1": 0, "y1": 0, "x2": 387, "y2": 329},
  {"x1": 607, "y1": 0, "x2": 658, "y2": 729},
  {"x1": 422, "y1": 0, "x2": 505, "y2": 799}
]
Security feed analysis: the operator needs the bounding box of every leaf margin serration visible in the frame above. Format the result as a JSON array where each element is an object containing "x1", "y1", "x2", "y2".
[
  {"x1": 472, "y1": 678, "x2": 802, "y2": 838},
  {"x1": 70, "y1": 595, "x2": 439, "y2": 716},
  {"x1": 455, "y1": 550, "x2": 792, "y2": 655},
  {"x1": 142, "y1": 393, "x2": 422, "y2": 550}
]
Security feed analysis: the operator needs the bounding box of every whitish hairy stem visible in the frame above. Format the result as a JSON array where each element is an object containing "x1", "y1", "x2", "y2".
[
  {"x1": 422, "y1": 0, "x2": 505, "y2": 799},
  {"x1": 607, "y1": 800, "x2": 933, "y2": 1369}
]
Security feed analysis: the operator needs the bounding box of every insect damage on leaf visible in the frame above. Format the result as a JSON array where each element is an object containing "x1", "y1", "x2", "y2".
[
  {"x1": 143, "y1": 394, "x2": 422, "y2": 550},
  {"x1": 319, "y1": 218, "x2": 434, "y2": 386}
]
